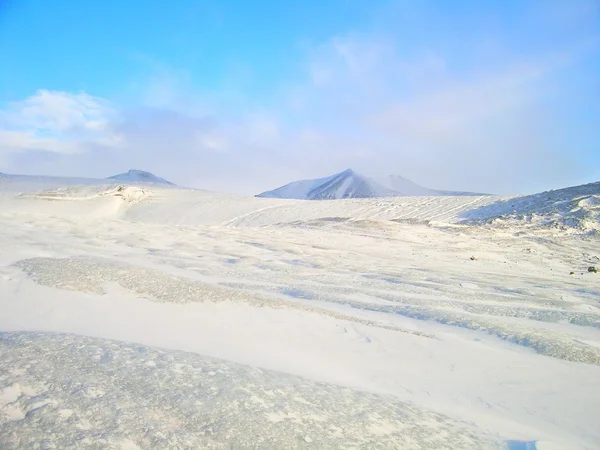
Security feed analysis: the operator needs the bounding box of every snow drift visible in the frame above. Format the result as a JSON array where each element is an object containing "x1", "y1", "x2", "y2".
[{"x1": 462, "y1": 181, "x2": 600, "y2": 233}]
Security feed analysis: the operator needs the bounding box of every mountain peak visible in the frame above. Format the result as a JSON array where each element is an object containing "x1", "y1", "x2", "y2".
[
  {"x1": 107, "y1": 170, "x2": 175, "y2": 185},
  {"x1": 258, "y1": 169, "x2": 395, "y2": 200}
]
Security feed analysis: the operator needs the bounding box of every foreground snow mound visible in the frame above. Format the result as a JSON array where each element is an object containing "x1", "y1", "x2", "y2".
[
  {"x1": 19, "y1": 184, "x2": 151, "y2": 202},
  {"x1": 107, "y1": 169, "x2": 175, "y2": 185},
  {"x1": 0, "y1": 332, "x2": 505, "y2": 449},
  {"x1": 258, "y1": 169, "x2": 487, "y2": 199},
  {"x1": 461, "y1": 181, "x2": 600, "y2": 233},
  {"x1": 0, "y1": 185, "x2": 155, "y2": 220}
]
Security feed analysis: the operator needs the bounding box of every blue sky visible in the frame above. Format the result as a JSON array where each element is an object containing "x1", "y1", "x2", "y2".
[{"x1": 0, "y1": 0, "x2": 598, "y2": 194}]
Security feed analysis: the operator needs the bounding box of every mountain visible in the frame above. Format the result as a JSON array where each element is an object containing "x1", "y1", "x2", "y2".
[
  {"x1": 257, "y1": 169, "x2": 487, "y2": 199},
  {"x1": 107, "y1": 170, "x2": 174, "y2": 185},
  {"x1": 257, "y1": 169, "x2": 396, "y2": 200}
]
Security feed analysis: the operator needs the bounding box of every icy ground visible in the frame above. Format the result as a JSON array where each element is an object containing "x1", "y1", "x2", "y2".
[
  {"x1": 0, "y1": 178, "x2": 599, "y2": 449},
  {"x1": 0, "y1": 332, "x2": 503, "y2": 449}
]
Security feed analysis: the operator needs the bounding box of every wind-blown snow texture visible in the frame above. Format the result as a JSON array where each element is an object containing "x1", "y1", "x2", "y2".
[
  {"x1": 107, "y1": 169, "x2": 174, "y2": 185},
  {"x1": 257, "y1": 169, "x2": 487, "y2": 199},
  {"x1": 0, "y1": 175, "x2": 599, "y2": 449},
  {"x1": 462, "y1": 181, "x2": 600, "y2": 233},
  {"x1": 0, "y1": 332, "x2": 504, "y2": 449}
]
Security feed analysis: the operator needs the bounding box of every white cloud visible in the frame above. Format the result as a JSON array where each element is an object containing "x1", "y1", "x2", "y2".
[
  {"x1": 0, "y1": 130, "x2": 82, "y2": 154},
  {"x1": 18, "y1": 90, "x2": 113, "y2": 131},
  {"x1": 0, "y1": 90, "x2": 120, "y2": 155},
  {"x1": 371, "y1": 63, "x2": 546, "y2": 139}
]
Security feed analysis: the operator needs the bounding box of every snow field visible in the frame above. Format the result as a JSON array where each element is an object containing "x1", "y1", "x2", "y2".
[{"x1": 0, "y1": 177, "x2": 599, "y2": 448}]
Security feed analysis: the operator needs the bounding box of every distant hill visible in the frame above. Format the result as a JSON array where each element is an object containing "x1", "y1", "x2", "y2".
[
  {"x1": 107, "y1": 170, "x2": 174, "y2": 185},
  {"x1": 257, "y1": 169, "x2": 487, "y2": 199}
]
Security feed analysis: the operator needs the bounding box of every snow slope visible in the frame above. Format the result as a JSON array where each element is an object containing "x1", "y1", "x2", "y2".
[
  {"x1": 0, "y1": 176, "x2": 599, "y2": 449},
  {"x1": 254, "y1": 172, "x2": 340, "y2": 199},
  {"x1": 107, "y1": 169, "x2": 175, "y2": 185},
  {"x1": 258, "y1": 168, "x2": 487, "y2": 199},
  {"x1": 0, "y1": 173, "x2": 114, "y2": 196},
  {"x1": 462, "y1": 181, "x2": 600, "y2": 233}
]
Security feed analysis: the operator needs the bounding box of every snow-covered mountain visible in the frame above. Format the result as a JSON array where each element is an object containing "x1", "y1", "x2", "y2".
[
  {"x1": 257, "y1": 169, "x2": 486, "y2": 199},
  {"x1": 257, "y1": 169, "x2": 396, "y2": 200},
  {"x1": 107, "y1": 170, "x2": 174, "y2": 185}
]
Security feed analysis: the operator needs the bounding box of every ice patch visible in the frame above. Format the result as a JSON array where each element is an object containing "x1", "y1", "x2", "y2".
[{"x1": 0, "y1": 332, "x2": 505, "y2": 449}]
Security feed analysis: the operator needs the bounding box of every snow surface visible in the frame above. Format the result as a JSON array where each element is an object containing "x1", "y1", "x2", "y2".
[
  {"x1": 107, "y1": 169, "x2": 175, "y2": 185},
  {"x1": 1, "y1": 175, "x2": 599, "y2": 449},
  {"x1": 257, "y1": 169, "x2": 487, "y2": 199},
  {"x1": 0, "y1": 173, "x2": 115, "y2": 195},
  {"x1": 461, "y1": 181, "x2": 600, "y2": 233}
]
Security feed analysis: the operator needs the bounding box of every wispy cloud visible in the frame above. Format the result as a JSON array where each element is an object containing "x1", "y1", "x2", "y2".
[
  {"x1": 0, "y1": 90, "x2": 120, "y2": 155},
  {"x1": 0, "y1": 88, "x2": 286, "y2": 192},
  {"x1": 276, "y1": 32, "x2": 593, "y2": 192}
]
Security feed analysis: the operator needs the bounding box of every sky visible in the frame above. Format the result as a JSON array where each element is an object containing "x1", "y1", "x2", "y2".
[{"x1": 0, "y1": 0, "x2": 598, "y2": 195}]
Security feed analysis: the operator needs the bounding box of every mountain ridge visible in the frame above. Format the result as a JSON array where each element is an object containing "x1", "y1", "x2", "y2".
[{"x1": 257, "y1": 169, "x2": 488, "y2": 199}]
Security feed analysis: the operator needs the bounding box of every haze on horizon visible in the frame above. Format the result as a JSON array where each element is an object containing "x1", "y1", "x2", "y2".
[{"x1": 0, "y1": 0, "x2": 598, "y2": 196}]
